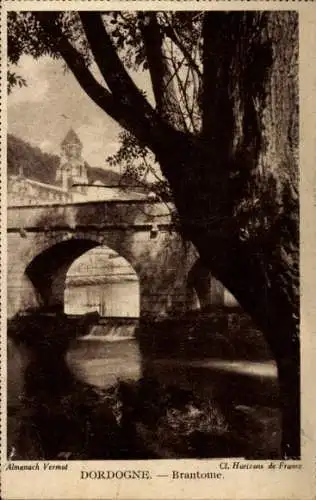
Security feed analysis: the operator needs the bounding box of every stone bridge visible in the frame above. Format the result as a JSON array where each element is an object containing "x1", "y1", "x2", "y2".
[{"x1": 7, "y1": 199, "x2": 201, "y2": 319}]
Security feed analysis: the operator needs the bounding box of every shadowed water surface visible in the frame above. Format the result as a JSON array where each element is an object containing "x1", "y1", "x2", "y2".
[{"x1": 7, "y1": 316, "x2": 281, "y2": 459}]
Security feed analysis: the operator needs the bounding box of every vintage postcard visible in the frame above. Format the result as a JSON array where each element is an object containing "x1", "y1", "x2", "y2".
[{"x1": 1, "y1": 1, "x2": 316, "y2": 499}]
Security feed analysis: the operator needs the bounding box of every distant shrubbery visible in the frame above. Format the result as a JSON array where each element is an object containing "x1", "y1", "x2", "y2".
[
  {"x1": 8, "y1": 134, "x2": 60, "y2": 185},
  {"x1": 138, "y1": 310, "x2": 273, "y2": 362}
]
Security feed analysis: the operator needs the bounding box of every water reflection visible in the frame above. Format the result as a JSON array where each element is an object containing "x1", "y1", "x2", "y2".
[
  {"x1": 67, "y1": 338, "x2": 141, "y2": 388},
  {"x1": 8, "y1": 313, "x2": 125, "y2": 459},
  {"x1": 7, "y1": 311, "x2": 282, "y2": 460}
]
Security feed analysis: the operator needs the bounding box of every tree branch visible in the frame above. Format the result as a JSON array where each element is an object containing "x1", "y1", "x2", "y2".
[
  {"x1": 169, "y1": 55, "x2": 195, "y2": 133},
  {"x1": 35, "y1": 12, "x2": 135, "y2": 134},
  {"x1": 138, "y1": 12, "x2": 187, "y2": 132},
  {"x1": 162, "y1": 13, "x2": 203, "y2": 81},
  {"x1": 36, "y1": 12, "x2": 175, "y2": 151},
  {"x1": 79, "y1": 12, "x2": 157, "y2": 128},
  {"x1": 36, "y1": 11, "x2": 195, "y2": 188}
]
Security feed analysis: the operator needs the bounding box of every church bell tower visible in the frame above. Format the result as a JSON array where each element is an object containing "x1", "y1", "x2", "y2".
[{"x1": 56, "y1": 129, "x2": 88, "y2": 193}]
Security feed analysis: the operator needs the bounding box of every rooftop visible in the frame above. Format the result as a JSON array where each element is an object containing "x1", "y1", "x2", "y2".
[{"x1": 61, "y1": 128, "x2": 82, "y2": 147}]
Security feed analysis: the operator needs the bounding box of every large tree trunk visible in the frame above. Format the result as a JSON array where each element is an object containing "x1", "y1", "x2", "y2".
[
  {"x1": 156, "y1": 140, "x2": 299, "y2": 459},
  {"x1": 152, "y1": 12, "x2": 299, "y2": 458}
]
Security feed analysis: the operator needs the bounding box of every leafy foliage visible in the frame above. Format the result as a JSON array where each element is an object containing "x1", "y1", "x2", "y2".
[
  {"x1": 8, "y1": 12, "x2": 87, "y2": 63},
  {"x1": 103, "y1": 12, "x2": 148, "y2": 71},
  {"x1": 7, "y1": 71, "x2": 26, "y2": 94},
  {"x1": 107, "y1": 131, "x2": 172, "y2": 201}
]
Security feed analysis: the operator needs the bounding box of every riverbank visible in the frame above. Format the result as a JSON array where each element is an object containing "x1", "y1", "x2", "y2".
[{"x1": 8, "y1": 375, "x2": 281, "y2": 460}]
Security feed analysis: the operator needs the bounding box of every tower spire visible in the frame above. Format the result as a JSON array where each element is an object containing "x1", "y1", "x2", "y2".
[
  {"x1": 57, "y1": 129, "x2": 88, "y2": 194},
  {"x1": 61, "y1": 128, "x2": 83, "y2": 160}
]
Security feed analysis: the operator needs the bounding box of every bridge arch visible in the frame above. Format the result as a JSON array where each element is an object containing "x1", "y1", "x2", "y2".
[
  {"x1": 186, "y1": 259, "x2": 239, "y2": 311},
  {"x1": 64, "y1": 246, "x2": 140, "y2": 318},
  {"x1": 8, "y1": 224, "x2": 198, "y2": 319},
  {"x1": 24, "y1": 236, "x2": 141, "y2": 315}
]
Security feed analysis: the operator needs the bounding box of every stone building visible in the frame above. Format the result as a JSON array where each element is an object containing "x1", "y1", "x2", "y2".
[
  {"x1": 7, "y1": 175, "x2": 72, "y2": 206},
  {"x1": 8, "y1": 129, "x2": 88, "y2": 206},
  {"x1": 7, "y1": 128, "x2": 150, "y2": 207}
]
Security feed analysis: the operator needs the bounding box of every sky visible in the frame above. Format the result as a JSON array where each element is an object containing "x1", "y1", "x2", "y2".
[{"x1": 8, "y1": 55, "x2": 153, "y2": 168}]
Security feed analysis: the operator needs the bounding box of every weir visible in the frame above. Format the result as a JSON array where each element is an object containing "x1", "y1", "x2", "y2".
[{"x1": 79, "y1": 317, "x2": 139, "y2": 341}]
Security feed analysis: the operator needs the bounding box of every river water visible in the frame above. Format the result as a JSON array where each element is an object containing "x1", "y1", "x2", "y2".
[
  {"x1": 67, "y1": 337, "x2": 142, "y2": 388},
  {"x1": 7, "y1": 320, "x2": 281, "y2": 459}
]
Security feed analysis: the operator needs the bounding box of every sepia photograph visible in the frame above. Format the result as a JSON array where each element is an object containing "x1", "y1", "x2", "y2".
[
  {"x1": 3, "y1": 4, "x2": 316, "y2": 499},
  {"x1": 6, "y1": 9, "x2": 300, "y2": 464}
]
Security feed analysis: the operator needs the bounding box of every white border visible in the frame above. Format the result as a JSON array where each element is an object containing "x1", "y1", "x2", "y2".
[{"x1": 1, "y1": 2, "x2": 316, "y2": 499}]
